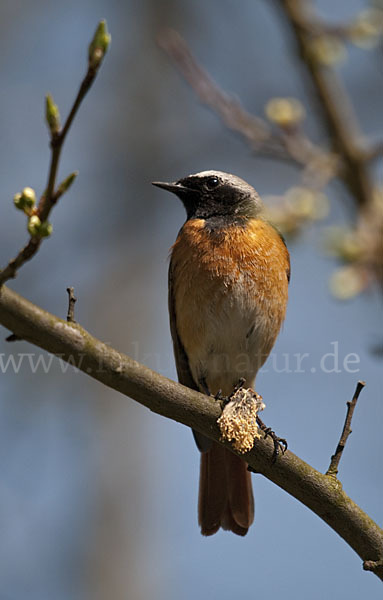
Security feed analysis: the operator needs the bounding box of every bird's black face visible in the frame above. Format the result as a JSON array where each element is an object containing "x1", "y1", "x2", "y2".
[{"x1": 152, "y1": 170, "x2": 263, "y2": 223}]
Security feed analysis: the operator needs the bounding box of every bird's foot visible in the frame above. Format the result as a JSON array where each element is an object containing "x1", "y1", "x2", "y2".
[
  {"x1": 216, "y1": 378, "x2": 247, "y2": 408},
  {"x1": 256, "y1": 416, "x2": 287, "y2": 463},
  {"x1": 198, "y1": 380, "x2": 226, "y2": 404},
  {"x1": 229, "y1": 377, "x2": 246, "y2": 398}
]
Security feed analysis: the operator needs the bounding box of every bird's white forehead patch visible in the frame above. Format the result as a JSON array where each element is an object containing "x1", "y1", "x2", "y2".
[
  {"x1": 192, "y1": 170, "x2": 228, "y2": 177},
  {"x1": 189, "y1": 170, "x2": 257, "y2": 194},
  {"x1": 191, "y1": 170, "x2": 236, "y2": 180}
]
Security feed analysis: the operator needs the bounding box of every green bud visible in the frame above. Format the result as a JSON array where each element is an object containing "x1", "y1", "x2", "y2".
[
  {"x1": 348, "y1": 9, "x2": 383, "y2": 49},
  {"x1": 38, "y1": 221, "x2": 53, "y2": 238},
  {"x1": 27, "y1": 215, "x2": 53, "y2": 238},
  {"x1": 285, "y1": 186, "x2": 316, "y2": 218},
  {"x1": 45, "y1": 93, "x2": 61, "y2": 135},
  {"x1": 56, "y1": 171, "x2": 78, "y2": 197},
  {"x1": 21, "y1": 187, "x2": 36, "y2": 208},
  {"x1": 265, "y1": 98, "x2": 306, "y2": 128},
  {"x1": 88, "y1": 20, "x2": 111, "y2": 68},
  {"x1": 329, "y1": 267, "x2": 364, "y2": 300},
  {"x1": 13, "y1": 187, "x2": 36, "y2": 212},
  {"x1": 13, "y1": 193, "x2": 24, "y2": 210},
  {"x1": 27, "y1": 215, "x2": 42, "y2": 236},
  {"x1": 309, "y1": 36, "x2": 347, "y2": 67}
]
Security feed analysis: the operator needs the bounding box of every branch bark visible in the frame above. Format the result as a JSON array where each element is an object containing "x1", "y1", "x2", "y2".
[{"x1": 0, "y1": 283, "x2": 382, "y2": 580}]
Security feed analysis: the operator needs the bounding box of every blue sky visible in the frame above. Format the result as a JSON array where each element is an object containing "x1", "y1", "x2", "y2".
[{"x1": 0, "y1": 0, "x2": 382, "y2": 598}]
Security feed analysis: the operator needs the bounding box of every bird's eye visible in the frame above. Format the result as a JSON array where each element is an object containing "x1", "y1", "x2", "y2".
[{"x1": 205, "y1": 176, "x2": 220, "y2": 189}]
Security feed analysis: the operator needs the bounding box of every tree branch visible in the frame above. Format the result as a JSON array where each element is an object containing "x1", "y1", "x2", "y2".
[
  {"x1": 0, "y1": 283, "x2": 382, "y2": 580},
  {"x1": 276, "y1": 0, "x2": 373, "y2": 207}
]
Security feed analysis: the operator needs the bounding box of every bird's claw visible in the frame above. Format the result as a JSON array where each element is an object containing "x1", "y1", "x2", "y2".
[
  {"x1": 217, "y1": 378, "x2": 247, "y2": 408},
  {"x1": 229, "y1": 377, "x2": 246, "y2": 398},
  {"x1": 256, "y1": 416, "x2": 287, "y2": 463}
]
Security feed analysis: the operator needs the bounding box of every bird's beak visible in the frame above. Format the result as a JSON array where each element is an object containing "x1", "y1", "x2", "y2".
[{"x1": 152, "y1": 181, "x2": 189, "y2": 195}]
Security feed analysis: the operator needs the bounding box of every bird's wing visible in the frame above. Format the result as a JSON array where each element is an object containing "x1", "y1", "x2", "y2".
[
  {"x1": 168, "y1": 258, "x2": 212, "y2": 452},
  {"x1": 270, "y1": 222, "x2": 291, "y2": 283}
]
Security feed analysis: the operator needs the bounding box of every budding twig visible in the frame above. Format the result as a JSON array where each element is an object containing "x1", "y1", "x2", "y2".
[{"x1": 0, "y1": 20, "x2": 110, "y2": 286}]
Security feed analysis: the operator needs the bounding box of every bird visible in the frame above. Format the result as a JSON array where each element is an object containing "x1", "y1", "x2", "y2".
[{"x1": 152, "y1": 170, "x2": 290, "y2": 536}]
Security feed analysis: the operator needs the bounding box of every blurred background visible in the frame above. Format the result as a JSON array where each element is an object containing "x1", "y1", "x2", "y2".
[{"x1": 0, "y1": 0, "x2": 382, "y2": 598}]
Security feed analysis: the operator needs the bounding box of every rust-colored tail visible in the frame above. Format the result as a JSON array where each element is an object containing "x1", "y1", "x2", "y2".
[{"x1": 198, "y1": 442, "x2": 254, "y2": 536}]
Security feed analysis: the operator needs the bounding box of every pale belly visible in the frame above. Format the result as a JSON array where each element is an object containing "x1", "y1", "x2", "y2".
[{"x1": 176, "y1": 278, "x2": 274, "y2": 396}]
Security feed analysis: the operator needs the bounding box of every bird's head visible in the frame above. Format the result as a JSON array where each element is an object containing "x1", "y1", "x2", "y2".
[{"x1": 152, "y1": 170, "x2": 263, "y2": 223}]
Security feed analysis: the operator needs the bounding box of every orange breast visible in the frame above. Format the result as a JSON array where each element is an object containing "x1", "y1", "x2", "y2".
[{"x1": 170, "y1": 218, "x2": 290, "y2": 392}]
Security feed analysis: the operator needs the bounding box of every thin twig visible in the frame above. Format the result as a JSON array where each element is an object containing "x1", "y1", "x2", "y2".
[
  {"x1": 0, "y1": 22, "x2": 109, "y2": 287},
  {"x1": 39, "y1": 70, "x2": 98, "y2": 223},
  {"x1": 158, "y1": 28, "x2": 326, "y2": 167},
  {"x1": 284, "y1": 5, "x2": 354, "y2": 39},
  {"x1": 326, "y1": 380, "x2": 366, "y2": 478},
  {"x1": 0, "y1": 238, "x2": 41, "y2": 286},
  {"x1": 365, "y1": 140, "x2": 383, "y2": 164},
  {"x1": 66, "y1": 286, "x2": 77, "y2": 323}
]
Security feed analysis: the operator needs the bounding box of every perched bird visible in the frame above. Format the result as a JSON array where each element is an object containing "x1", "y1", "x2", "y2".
[{"x1": 153, "y1": 170, "x2": 290, "y2": 536}]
